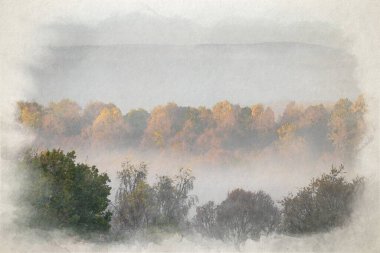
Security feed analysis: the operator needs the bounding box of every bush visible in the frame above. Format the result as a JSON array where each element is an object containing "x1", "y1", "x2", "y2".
[
  {"x1": 194, "y1": 189, "x2": 279, "y2": 246},
  {"x1": 280, "y1": 165, "x2": 364, "y2": 234},
  {"x1": 217, "y1": 189, "x2": 279, "y2": 245}
]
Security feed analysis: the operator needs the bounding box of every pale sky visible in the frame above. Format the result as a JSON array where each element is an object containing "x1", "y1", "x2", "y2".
[
  {"x1": 3, "y1": 0, "x2": 375, "y2": 113},
  {"x1": 28, "y1": 10, "x2": 359, "y2": 112}
]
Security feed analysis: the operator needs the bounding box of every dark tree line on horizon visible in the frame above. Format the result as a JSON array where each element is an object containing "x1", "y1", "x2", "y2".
[
  {"x1": 18, "y1": 149, "x2": 364, "y2": 246},
  {"x1": 17, "y1": 96, "x2": 366, "y2": 164}
]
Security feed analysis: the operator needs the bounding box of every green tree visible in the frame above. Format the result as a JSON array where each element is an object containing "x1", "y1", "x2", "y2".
[{"x1": 20, "y1": 149, "x2": 112, "y2": 233}]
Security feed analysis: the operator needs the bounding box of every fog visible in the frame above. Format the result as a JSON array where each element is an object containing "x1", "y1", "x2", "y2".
[
  {"x1": 67, "y1": 148, "x2": 340, "y2": 207},
  {"x1": 1, "y1": 0, "x2": 380, "y2": 252}
]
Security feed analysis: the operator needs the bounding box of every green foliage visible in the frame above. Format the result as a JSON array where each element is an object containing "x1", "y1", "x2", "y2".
[
  {"x1": 280, "y1": 165, "x2": 364, "y2": 234},
  {"x1": 20, "y1": 149, "x2": 112, "y2": 233}
]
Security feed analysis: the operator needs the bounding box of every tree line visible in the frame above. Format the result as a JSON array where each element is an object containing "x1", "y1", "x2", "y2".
[
  {"x1": 18, "y1": 149, "x2": 364, "y2": 246},
  {"x1": 17, "y1": 96, "x2": 366, "y2": 163}
]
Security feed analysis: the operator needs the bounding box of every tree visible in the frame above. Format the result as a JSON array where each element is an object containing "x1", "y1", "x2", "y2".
[
  {"x1": 171, "y1": 107, "x2": 213, "y2": 152},
  {"x1": 328, "y1": 98, "x2": 366, "y2": 162},
  {"x1": 42, "y1": 99, "x2": 82, "y2": 136},
  {"x1": 82, "y1": 102, "x2": 117, "y2": 126},
  {"x1": 17, "y1": 101, "x2": 44, "y2": 129},
  {"x1": 152, "y1": 168, "x2": 197, "y2": 228},
  {"x1": 19, "y1": 149, "x2": 112, "y2": 233},
  {"x1": 212, "y1": 100, "x2": 238, "y2": 130},
  {"x1": 216, "y1": 189, "x2": 280, "y2": 246},
  {"x1": 251, "y1": 104, "x2": 275, "y2": 132},
  {"x1": 280, "y1": 165, "x2": 364, "y2": 234},
  {"x1": 91, "y1": 105, "x2": 127, "y2": 147},
  {"x1": 193, "y1": 201, "x2": 218, "y2": 238},
  {"x1": 297, "y1": 104, "x2": 331, "y2": 156},
  {"x1": 113, "y1": 162, "x2": 197, "y2": 235},
  {"x1": 280, "y1": 101, "x2": 304, "y2": 125},
  {"x1": 113, "y1": 161, "x2": 153, "y2": 233},
  {"x1": 124, "y1": 109, "x2": 150, "y2": 144},
  {"x1": 142, "y1": 103, "x2": 187, "y2": 148},
  {"x1": 251, "y1": 104, "x2": 276, "y2": 148}
]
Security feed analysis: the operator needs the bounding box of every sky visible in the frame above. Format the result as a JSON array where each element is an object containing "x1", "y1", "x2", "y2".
[{"x1": 25, "y1": 8, "x2": 360, "y2": 113}]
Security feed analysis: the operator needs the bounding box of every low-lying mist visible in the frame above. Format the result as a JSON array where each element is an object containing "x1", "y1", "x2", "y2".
[{"x1": 71, "y1": 148, "x2": 348, "y2": 204}]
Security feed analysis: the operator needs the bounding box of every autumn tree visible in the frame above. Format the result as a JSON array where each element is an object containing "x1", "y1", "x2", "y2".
[
  {"x1": 280, "y1": 101, "x2": 304, "y2": 125},
  {"x1": 124, "y1": 108, "x2": 150, "y2": 145},
  {"x1": 17, "y1": 101, "x2": 44, "y2": 129},
  {"x1": 143, "y1": 103, "x2": 187, "y2": 148},
  {"x1": 212, "y1": 101, "x2": 238, "y2": 129},
  {"x1": 297, "y1": 104, "x2": 331, "y2": 156},
  {"x1": 90, "y1": 104, "x2": 127, "y2": 147},
  {"x1": 251, "y1": 104, "x2": 275, "y2": 131},
  {"x1": 211, "y1": 101, "x2": 245, "y2": 151},
  {"x1": 172, "y1": 107, "x2": 215, "y2": 152},
  {"x1": 42, "y1": 99, "x2": 82, "y2": 136},
  {"x1": 251, "y1": 104, "x2": 276, "y2": 148},
  {"x1": 275, "y1": 121, "x2": 308, "y2": 159},
  {"x1": 82, "y1": 102, "x2": 113, "y2": 126},
  {"x1": 16, "y1": 96, "x2": 366, "y2": 164},
  {"x1": 328, "y1": 98, "x2": 366, "y2": 161}
]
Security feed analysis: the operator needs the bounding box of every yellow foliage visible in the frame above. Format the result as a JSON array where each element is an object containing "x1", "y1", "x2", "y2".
[
  {"x1": 251, "y1": 104, "x2": 264, "y2": 118},
  {"x1": 277, "y1": 123, "x2": 297, "y2": 141},
  {"x1": 212, "y1": 100, "x2": 236, "y2": 128}
]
